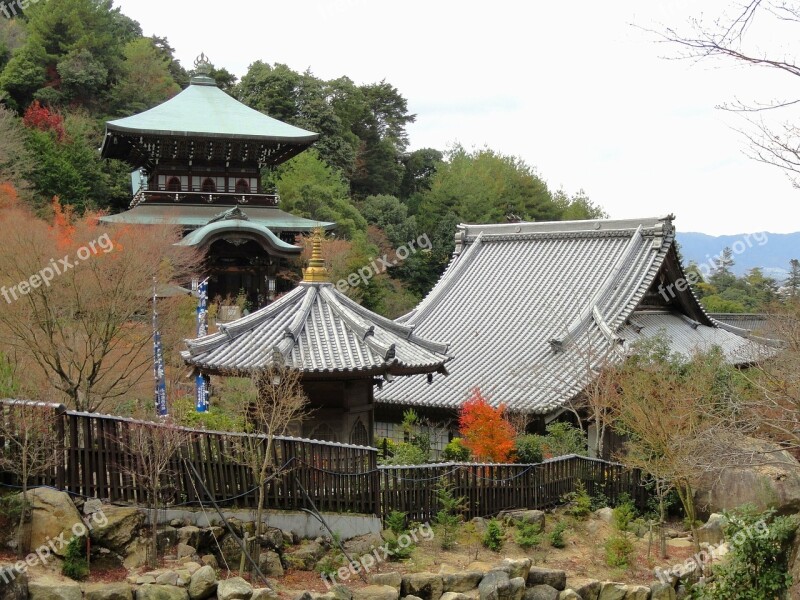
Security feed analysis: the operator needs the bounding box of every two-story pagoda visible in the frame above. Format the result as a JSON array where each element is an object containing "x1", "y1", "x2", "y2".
[{"x1": 100, "y1": 55, "x2": 332, "y2": 308}]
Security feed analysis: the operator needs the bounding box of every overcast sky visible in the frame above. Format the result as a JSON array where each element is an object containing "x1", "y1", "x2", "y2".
[{"x1": 113, "y1": 0, "x2": 800, "y2": 235}]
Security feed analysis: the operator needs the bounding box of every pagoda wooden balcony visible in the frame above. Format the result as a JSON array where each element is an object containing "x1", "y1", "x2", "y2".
[{"x1": 131, "y1": 188, "x2": 280, "y2": 209}]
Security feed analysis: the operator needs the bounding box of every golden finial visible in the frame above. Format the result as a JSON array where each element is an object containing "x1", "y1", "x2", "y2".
[{"x1": 302, "y1": 228, "x2": 329, "y2": 283}]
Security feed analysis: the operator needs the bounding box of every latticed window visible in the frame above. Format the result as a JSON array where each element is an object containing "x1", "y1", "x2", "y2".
[
  {"x1": 309, "y1": 423, "x2": 338, "y2": 443},
  {"x1": 350, "y1": 419, "x2": 369, "y2": 446},
  {"x1": 166, "y1": 176, "x2": 181, "y2": 192},
  {"x1": 235, "y1": 178, "x2": 250, "y2": 193}
]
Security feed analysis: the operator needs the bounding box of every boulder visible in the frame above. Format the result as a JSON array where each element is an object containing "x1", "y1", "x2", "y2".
[
  {"x1": 695, "y1": 514, "x2": 726, "y2": 546},
  {"x1": 183, "y1": 562, "x2": 201, "y2": 575},
  {"x1": 564, "y1": 578, "x2": 600, "y2": 600},
  {"x1": 345, "y1": 532, "x2": 385, "y2": 557},
  {"x1": 527, "y1": 568, "x2": 566, "y2": 591},
  {"x1": 216, "y1": 534, "x2": 244, "y2": 569},
  {"x1": 478, "y1": 571, "x2": 525, "y2": 600},
  {"x1": 441, "y1": 594, "x2": 473, "y2": 600},
  {"x1": 135, "y1": 585, "x2": 189, "y2": 600},
  {"x1": 188, "y1": 565, "x2": 217, "y2": 600},
  {"x1": 27, "y1": 577, "x2": 82, "y2": 600},
  {"x1": 0, "y1": 567, "x2": 28, "y2": 600},
  {"x1": 85, "y1": 582, "x2": 134, "y2": 600},
  {"x1": 442, "y1": 570, "x2": 483, "y2": 593},
  {"x1": 157, "y1": 526, "x2": 179, "y2": 552},
  {"x1": 90, "y1": 505, "x2": 146, "y2": 554},
  {"x1": 19, "y1": 488, "x2": 82, "y2": 557},
  {"x1": 260, "y1": 527, "x2": 284, "y2": 550},
  {"x1": 466, "y1": 562, "x2": 494, "y2": 575},
  {"x1": 402, "y1": 573, "x2": 444, "y2": 600},
  {"x1": 155, "y1": 571, "x2": 180, "y2": 586},
  {"x1": 198, "y1": 526, "x2": 224, "y2": 551},
  {"x1": 200, "y1": 554, "x2": 218, "y2": 569},
  {"x1": 499, "y1": 510, "x2": 545, "y2": 530},
  {"x1": 177, "y1": 543, "x2": 196, "y2": 559},
  {"x1": 259, "y1": 550, "x2": 284, "y2": 577},
  {"x1": 83, "y1": 498, "x2": 104, "y2": 515},
  {"x1": 251, "y1": 590, "x2": 279, "y2": 600},
  {"x1": 352, "y1": 585, "x2": 401, "y2": 600},
  {"x1": 623, "y1": 586, "x2": 649, "y2": 600},
  {"x1": 694, "y1": 437, "x2": 800, "y2": 515},
  {"x1": 597, "y1": 583, "x2": 626, "y2": 600},
  {"x1": 648, "y1": 583, "x2": 676, "y2": 600},
  {"x1": 524, "y1": 586, "x2": 559, "y2": 600},
  {"x1": 496, "y1": 558, "x2": 531, "y2": 580},
  {"x1": 558, "y1": 593, "x2": 581, "y2": 600},
  {"x1": 217, "y1": 577, "x2": 254, "y2": 600},
  {"x1": 177, "y1": 526, "x2": 201, "y2": 548},
  {"x1": 371, "y1": 572, "x2": 403, "y2": 590},
  {"x1": 404, "y1": 596, "x2": 424, "y2": 600},
  {"x1": 289, "y1": 540, "x2": 326, "y2": 570},
  {"x1": 594, "y1": 508, "x2": 614, "y2": 524}
]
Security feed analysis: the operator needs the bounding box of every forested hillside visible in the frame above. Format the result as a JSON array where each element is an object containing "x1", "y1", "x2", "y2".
[{"x1": 0, "y1": 0, "x2": 604, "y2": 316}]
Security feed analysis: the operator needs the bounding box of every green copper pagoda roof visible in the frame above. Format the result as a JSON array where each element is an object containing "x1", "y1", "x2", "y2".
[
  {"x1": 177, "y1": 216, "x2": 302, "y2": 258},
  {"x1": 98, "y1": 204, "x2": 335, "y2": 232},
  {"x1": 103, "y1": 79, "x2": 319, "y2": 143}
]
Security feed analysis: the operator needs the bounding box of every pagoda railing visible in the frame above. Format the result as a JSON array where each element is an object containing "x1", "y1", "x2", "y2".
[{"x1": 131, "y1": 189, "x2": 280, "y2": 209}]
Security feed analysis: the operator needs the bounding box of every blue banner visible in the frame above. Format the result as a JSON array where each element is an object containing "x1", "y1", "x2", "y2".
[
  {"x1": 152, "y1": 281, "x2": 168, "y2": 417},
  {"x1": 195, "y1": 278, "x2": 210, "y2": 413}
]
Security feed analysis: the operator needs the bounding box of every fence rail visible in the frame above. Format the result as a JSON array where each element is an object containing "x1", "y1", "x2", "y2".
[{"x1": 0, "y1": 401, "x2": 647, "y2": 519}]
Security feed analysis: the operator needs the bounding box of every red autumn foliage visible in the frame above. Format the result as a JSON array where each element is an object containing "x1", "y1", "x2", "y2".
[
  {"x1": 49, "y1": 197, "x2": 76, "y2": 250},
  {"x1": 23, "y1": 101, "x2": 66, "y2": 141},
  {"x1": 0, "y1": 182, "x2": 20, "y2": 211},
  {"x1": 458, "y1": 388, "x2": 516, "y2": 462}
]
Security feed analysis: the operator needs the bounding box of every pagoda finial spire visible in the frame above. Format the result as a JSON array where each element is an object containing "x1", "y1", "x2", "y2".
[
  {"x1": 302, "y1": 228, "x2": 329, "y2": 283},
  {"x1": 190, "y1": 52, "x2": 216, "y2": 86}
]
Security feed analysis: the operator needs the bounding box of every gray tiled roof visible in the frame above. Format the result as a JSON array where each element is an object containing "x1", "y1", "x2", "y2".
[
  {"x1": 375, "y1": 216, "x2": 766, "y2": 414},
  {"x1": 182, "y1": 282, "x2": 451, "y2": 378}
]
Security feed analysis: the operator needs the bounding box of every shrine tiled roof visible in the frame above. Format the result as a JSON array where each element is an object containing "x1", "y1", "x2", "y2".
[{"x1": 375, "y1": 216, "x2": 769, "y2": 415}]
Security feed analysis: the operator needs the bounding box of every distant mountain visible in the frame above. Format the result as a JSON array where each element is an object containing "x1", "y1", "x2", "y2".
[{"x1": 676, "y1": 231, "x2": 800, "y2": 279}]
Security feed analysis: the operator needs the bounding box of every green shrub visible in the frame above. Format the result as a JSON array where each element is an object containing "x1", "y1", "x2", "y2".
[
  {"x1": 590, "y1": 490, "x2": 610, "y2": 511},
  {"x1": 62, "y1": 535, "x2": 89, "y2": 580},
  {"x1": 483, "y1": 519, "x2": 504, "y2": 552},
  {"x1": 612, "y1": 495, "x2": 637, "y2": 532},
  {"x1": 0, "y1": 494, "x2": 23, "y2": 522},
  {"x1": 549, "y1": 521, "x2": 568, "y2": 548},
  {"x1": 443, "y1": 437, "x2": 470, "y2": 461},
  {"x1": 564, "y1": 481, "x2": 592, "y2": 519},
  {"x1": 385, "y1": 510, "x2": 407, "y2": 536},
  {"x1": 696, "y1": 505, "x2": 797, "y2": 599},
  {"x1": 433, "y1": 480, "x2": 466, "y2": 550},
  {"x1": 542, "y1": 422, "x2": 587, "y2": 457},
  {"x1": 315, "y1": 554, "x2": 339, "y2": 578},
  {"x1": 514, "y1": 435, "x2": 544, "y2": 463},
  {"x1": 604, "y1": 532, "x2": 634, "y2": 568},
  {"x1": 514, "y1": 520, "x2": 542, "y2": 549}
]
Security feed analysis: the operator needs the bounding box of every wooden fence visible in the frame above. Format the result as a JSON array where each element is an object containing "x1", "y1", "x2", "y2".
[
  {"x1": 0, "y1": 401, "x2": 647, "y2": 520},
  {"x1": 0, "y1": 401, "x2": 380, "y2": 515},
  {"x1": 378, "y1": 456, "x2": 648, "y2": 521}
]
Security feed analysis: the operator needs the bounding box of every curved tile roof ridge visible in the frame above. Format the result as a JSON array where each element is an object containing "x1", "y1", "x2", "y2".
[{"x1": 182, "y1": 281, "x2": 451, "y2": 376}]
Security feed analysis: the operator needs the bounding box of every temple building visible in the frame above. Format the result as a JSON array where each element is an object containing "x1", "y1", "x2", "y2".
[
  {"x1": 375, "y1": 216, "x2": 772, "y2": 454},
  {"x1": 100, "y1": 55, "x2": 332, "y2": 309},
  {"x1": 182, "y1": 232, "x2": 451, "y2": 445}
]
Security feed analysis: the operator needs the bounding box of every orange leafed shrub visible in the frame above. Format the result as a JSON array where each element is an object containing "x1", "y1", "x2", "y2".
[
  {"x1": 458, "y1": 388, "x2": 516, "y2": 462},
  {"x1": 0, "y1": 182, "x2": 20, "y2": 211}
]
